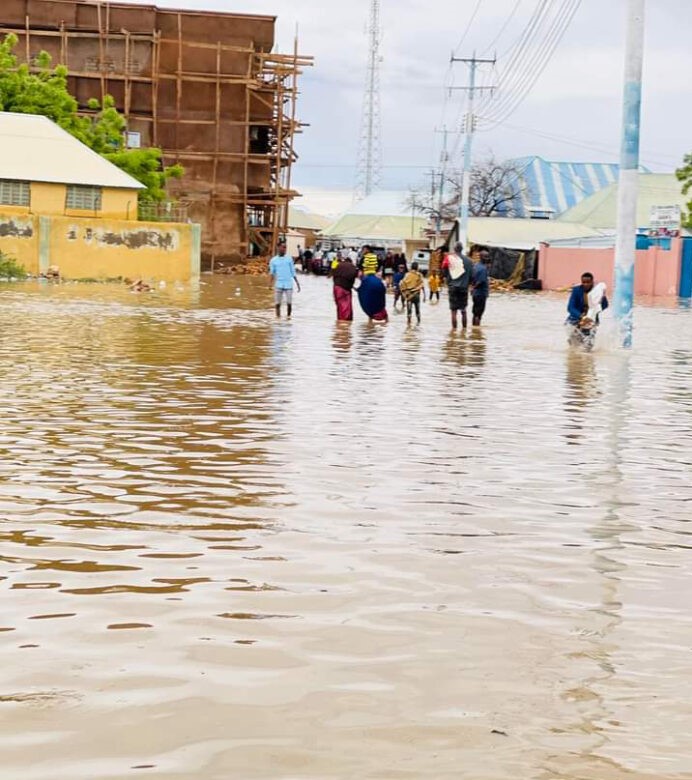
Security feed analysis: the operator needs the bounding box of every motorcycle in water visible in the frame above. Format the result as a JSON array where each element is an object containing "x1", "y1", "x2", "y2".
[{"x1": 568, "y1": 282, "x2": 607, "y2": 352}]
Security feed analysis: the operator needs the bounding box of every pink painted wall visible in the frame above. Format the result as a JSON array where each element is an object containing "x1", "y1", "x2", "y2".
[{"x1": 539, "y1": 238, "x2": 681, "y2": 297}]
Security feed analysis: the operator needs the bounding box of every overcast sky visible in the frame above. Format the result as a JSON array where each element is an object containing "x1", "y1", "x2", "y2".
[{"x1": 131, "y1": 0, "x2": 690, "y2": 214}]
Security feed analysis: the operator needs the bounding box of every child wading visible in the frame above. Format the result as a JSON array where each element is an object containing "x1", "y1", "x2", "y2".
[
  {"x1": 392, "y1": 263, "x2": 406, "y2": 310},
  {"x1": 428, "y1": 271, "x2": 441, "y2": 303},
  {"x1": 399, "y1": 261, "x2": 426, "y2": 325}
]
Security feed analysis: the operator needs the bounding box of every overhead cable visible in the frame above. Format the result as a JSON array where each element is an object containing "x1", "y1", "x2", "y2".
[
  {"x1": 479, "y1": 0, "x2": 582, "y2": 125},
  {"x1": 482, "y1": 0, "x2": 525, "y2": 56}
]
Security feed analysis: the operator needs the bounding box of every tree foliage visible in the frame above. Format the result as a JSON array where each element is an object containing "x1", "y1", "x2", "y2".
[
  {"x1": 407, "y1": 156, "x2": 528, "y2": 223},
  {"x1": 675, "y1": 153, "x2": 692, "y2": 228},
  {"x1": 0, "y1": 34, "x2": 182, "y2": 202}
]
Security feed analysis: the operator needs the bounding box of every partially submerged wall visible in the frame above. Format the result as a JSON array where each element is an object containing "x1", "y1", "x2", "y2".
[
  {"x1": 539, "y1": 239, "x2": 682, "y2": 297},
  {"x1": 0, "y1": 215, "x2": 39, "y2": 274},
  {"x1": 0, "y1": 212, "x2": 201, "y2": 282}
]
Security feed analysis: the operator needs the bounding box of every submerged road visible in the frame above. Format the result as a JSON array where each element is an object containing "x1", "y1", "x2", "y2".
[{"x1": 0, "y1": 276, "x2": 690, "y2": 779}]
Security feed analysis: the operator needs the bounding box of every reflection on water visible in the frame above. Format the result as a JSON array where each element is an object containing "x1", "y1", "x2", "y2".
[{"x1": 0, "y1": 279, "x2": 691, "y2": 780}]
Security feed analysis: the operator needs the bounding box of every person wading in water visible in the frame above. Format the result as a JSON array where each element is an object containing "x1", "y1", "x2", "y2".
[
  {"x1": 332, "y1": 254, "x2": 359, "y2": 322},
  {"x1": 268, "y1": 243, "x2": 300, "y2": 319},
  {"x1": 442, "y1": 242, "x2": 474, "y2": 330},
  {"x1": 471, "y1": 250, "x2": 491, "y2": 327},
  {"x1": 399, "y1": 261, "x2": 426, "y2": 325}
]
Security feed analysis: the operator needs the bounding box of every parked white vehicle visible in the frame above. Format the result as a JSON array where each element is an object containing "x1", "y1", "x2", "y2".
[{"x1": 410, "y1": 250, "x2": 431, "y2": 275}]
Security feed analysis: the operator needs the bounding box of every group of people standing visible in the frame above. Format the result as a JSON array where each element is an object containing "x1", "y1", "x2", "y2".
[
  {"x1": 331, "y1": 242, "x2": 490, "y2": 329},
  {"x1": 267, "y1": 241, "x2": 491, "y2": 329}
]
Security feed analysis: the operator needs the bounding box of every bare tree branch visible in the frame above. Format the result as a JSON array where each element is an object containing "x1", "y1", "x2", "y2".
[{"x1": 408, "y1": 155, "x2": 528, "y2": 222}]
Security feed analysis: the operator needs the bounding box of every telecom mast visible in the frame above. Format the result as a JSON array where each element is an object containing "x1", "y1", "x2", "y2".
[{"x1": 355, "y1": 0, "x2": 382, "y2": 201}]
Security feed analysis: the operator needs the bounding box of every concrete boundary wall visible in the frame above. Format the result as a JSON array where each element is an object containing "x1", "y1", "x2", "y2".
[
  {"x1": 539, "y1": 238, "x2": 682, "y2": 297},
  {"x1": 0, "y1": 212, "x2": 201, "y2": 283}
]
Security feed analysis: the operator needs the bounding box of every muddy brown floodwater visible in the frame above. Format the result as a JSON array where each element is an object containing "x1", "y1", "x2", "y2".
[{"x1": 0, "y1": 276, "x2": 691, "y2": 780}]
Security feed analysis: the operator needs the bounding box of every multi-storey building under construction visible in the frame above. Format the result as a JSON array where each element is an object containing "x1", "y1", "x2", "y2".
[{"x1": 1, "y1": 0, "x2": 310, "y2": 266}]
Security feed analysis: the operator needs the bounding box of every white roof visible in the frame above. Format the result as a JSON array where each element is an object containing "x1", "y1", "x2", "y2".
[
  {"x1": 0, "y1": 112, "x2": 144, "y2": 190},
  {"x1": 467, "y1": 216, "x2": 603, "y2": 250}
]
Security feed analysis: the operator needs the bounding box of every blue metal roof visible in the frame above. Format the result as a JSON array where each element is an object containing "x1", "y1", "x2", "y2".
[{"x1": 503, "y1": 156, "x2": 649, "y2": 218}]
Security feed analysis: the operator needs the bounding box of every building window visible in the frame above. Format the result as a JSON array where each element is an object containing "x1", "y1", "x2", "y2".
[
  {"x1": 0, "y1": 180, "x2": 30, "y2": 207},
  {"x1": 66, "y1": 185, "x2": 102, "y2": 211},
  {"x1": 249, "y1": 125, "x2": 269, "y2": 154}
]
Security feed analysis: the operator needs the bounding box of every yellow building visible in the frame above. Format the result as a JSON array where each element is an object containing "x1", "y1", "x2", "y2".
[{"x1": 0, "y1": 112, "x2": 200, "y2": 282}]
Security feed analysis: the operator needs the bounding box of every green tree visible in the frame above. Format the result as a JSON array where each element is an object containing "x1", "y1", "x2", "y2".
[
  {"x1": 83, "y1": 95, "x2": 183, "y2": 203},
  {"x1": 676, "y1": 153, "x2": 692, "y2": 228},
  {"x1": 0, "y1": 33, "x2": 182, "y2": 203}
]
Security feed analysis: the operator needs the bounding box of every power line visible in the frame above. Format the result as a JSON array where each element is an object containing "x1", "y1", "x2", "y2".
[
  {"x1": 479, "y1": 0, "x2": 582, "y2": 124},
  {"x1": 479, "y1": 0, "x2": 559, "y2": 117},
  {"x1": 482, "y1": 0, "x2": 524, "y2": 55},
  {"x1": 476, "y1": 117, "x2": 678, "y2": 169},
  {"x1": 486, "y1": 0, "x2": 553, "y2": 97},
  {"x1": 453, "y1": 0, "x2": 485, "y2": 56},
  {"x1": 484, "y1": 0, "x2": 581, "y2": 120}
]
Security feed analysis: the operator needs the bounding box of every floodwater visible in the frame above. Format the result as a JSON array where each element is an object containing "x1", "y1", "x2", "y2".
[{"x1": 0, "y1": 275, "x2": 690, "y2": 780}]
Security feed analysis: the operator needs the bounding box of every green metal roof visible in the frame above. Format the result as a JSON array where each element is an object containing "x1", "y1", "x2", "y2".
[{"x1": 557, "y1": 174, "x2": 686, "y2": 229}]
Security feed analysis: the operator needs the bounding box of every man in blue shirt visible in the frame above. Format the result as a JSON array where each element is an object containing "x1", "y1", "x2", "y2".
[
  {"x1": 567, "y1": 272, "x2": 608, "y2": 325},
  {"x1": 269, "y1": 243, "x2": 300, "y2": 318},
  {"x1": 471, "y1": 250, "x2": 490, "y2": 326}
]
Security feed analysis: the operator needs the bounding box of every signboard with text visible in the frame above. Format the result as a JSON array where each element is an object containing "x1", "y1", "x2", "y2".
[{"x1": 648, "y1": 205, "x2": 681, "y2": 236}]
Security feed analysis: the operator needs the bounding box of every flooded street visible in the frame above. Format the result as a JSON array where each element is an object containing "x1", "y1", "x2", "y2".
[{"x1": 1, "y1": 276, "x2": 691, "y2": 780}]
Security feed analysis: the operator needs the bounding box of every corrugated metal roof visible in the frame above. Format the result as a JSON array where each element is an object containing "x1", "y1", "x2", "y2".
[
  {"x1": 467, "y1": 217, "x2": 602, "y2": 250},
  {"x1": 322, "y1": 210, "x2": 601, "y2": 249},
  {"x1": 287, "y1": 206, "x2": 330, "y2": 231},
  {"x1": 321, "y1": 213, "x2": 427, "y2": 242},
  {"x1": 557, "y1": 174, "x2": 686, "y2": 229},
  {"x1": 0, "y1": 112, "x2": 145, "y2": 190},
  {"x1": 507, "y1": 156, "x2": 649, "y2": 218}
]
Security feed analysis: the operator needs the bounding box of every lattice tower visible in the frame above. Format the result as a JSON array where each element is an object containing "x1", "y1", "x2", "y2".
[{"x1": 354, "y1": 0, "x2": 382, "y2": 200}]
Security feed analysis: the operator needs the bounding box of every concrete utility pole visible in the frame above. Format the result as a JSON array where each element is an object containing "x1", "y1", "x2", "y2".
[
  {"x1": 450, "y1": 54, "x2": 495, "y2": 252},
  {"x1": 613, "y1": 0, "x2": 645, "y2": 348},
  {"x1": 434, "y1": 125, "x2": 451, "y2": 247}
]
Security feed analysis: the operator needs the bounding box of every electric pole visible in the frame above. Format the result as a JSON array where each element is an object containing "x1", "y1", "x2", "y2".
[
  {"x1": 434, "y1": 126, "x2": 451, "y2": 248},
  {"x1": 355, "y1": 0, "x2": 382, "y2": 201},
  {"x1": 613, "y1": 0, "x2": 645, "y2": 348},
  {"x1": 450, "y1": 53, "x2": 495, "y2": 252}
]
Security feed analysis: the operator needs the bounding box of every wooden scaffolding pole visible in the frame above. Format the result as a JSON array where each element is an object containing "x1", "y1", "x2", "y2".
[
  {"x1": 24, "y1": 15, "x2": 30, "y2": 62},
  {"x1": 210, "y1": 41, "x2": 222, "y2": 273},
  {"x1": 272, "y1": 74, "x2": 284, "y2": 253},
  {"x1": 175, "y1": 12, "x2": 182, "y2": 162},
  {"x1": 124, "y1": 30, "x2": 131, "y2": 119},
  {"x1": 96, "y1": 2, "x2": 106, "y2": 100},
  {"x1": 152, "y1": 30, "x2": 160, "y2": 148},
  {"x1": 243, "y1": 50, "x2": 252, "y2": 255},
  {"x1": 59, "y1": 21, "x2": 67, "y2": 66},
  {"x1": 284, "y1": 34, "x2": 300, "y2": 199}
]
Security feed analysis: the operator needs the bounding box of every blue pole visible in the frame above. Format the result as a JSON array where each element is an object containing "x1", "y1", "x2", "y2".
[{"x1": 613, "y1": 0, "x2": 645, "y2": 348}]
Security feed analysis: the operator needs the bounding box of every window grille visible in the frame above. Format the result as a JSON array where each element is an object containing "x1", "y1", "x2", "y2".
[
  {"x1": 0, "y1": 180, "x2": 30, "y2": 207},
  {"x1": 66, "y1": 185, "x2": 102, "y2": 211}
]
